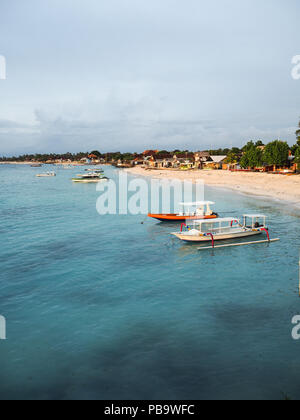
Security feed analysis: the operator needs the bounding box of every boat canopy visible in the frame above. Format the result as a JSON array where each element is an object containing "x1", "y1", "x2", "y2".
[
  {"x1": 191, "y1": 217, "x2": 239, "y2": 225},
  {"x1": 179, "y1": 201, "x2": 215, "y2": 207},
  {"x1": 243, "y1": 214, "x2": 267, "y2": 219}
]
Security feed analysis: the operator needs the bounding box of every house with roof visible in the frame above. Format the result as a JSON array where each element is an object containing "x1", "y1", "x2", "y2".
[
  {"x1": 173, "y1": 153, "x2": 195, "y2": 169},
  {"x1": 203, "y1": 155, "x2": 228, "y2": 170},
  {"x1": 132, "y1": 156, "x2": 144, "y2": 166},
  {"x1": 88, "y1": 153, "x2": 100, "y2": 163},
  {"x1": 194, "y1": 151, "x2": 212, "y2": 169},
  {"x1": 143, "y1": 151, "x2": 195, "y2": 169}
]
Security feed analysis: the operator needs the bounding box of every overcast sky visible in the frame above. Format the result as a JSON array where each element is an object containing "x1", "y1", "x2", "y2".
[{"x1": 0, "y1": 0, "x2": 299, "y2": 155}]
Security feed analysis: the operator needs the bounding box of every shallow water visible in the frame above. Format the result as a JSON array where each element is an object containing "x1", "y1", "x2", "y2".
[{"x1": 0, "y1": 164, "x2": 300, "y2": 400}]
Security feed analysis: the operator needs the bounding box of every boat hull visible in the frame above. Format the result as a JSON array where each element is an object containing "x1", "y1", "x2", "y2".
[
  {"x1": 72, "y1": 178, "x2": 108, "y2": 183},
  {"x1": 172, "y1": 230, "x2": 263, "y2": 242},
  {"x1": 148, "y1": 213, "x2": 218, "y2": 222}
]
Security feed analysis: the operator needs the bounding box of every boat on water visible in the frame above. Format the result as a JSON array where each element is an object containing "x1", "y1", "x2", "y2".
[
  {"x1": 31, "y1": 163, "x2": 42, "y2": 167},
  {"x1": 36, "y1": 172, "x2": 56, "y2": 177},
  {"x1": 172, "y1": 215, "x2": 279, "y2": 247},
  {"x1": 72, "y1": 173, "x2": 108, "y2": 183},
  {"x1": 148, "y1": 201, "x2": 218, "y2": 222},
  {"x1": 85, "y1": 168, "x2": 104, "y2": 173}
]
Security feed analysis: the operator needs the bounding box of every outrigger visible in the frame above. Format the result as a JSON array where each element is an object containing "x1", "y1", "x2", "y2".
[
  {"x1": 148, "y1": 201, "x2": 219, "y2": 222},
  {"x1": 172, "y1": 214, "x2": 280, "y2": 249}
]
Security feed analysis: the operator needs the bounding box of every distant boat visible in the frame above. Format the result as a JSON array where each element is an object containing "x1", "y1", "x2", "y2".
[
  {"x1": 85, "y1": 169, "x2": 104, "y2": 173},
  {"x1": 36, "y1": 172, "x2": 56, "y2": 177},
  {"x1": 31, "y1": 163, "x2": 42, "y2": 167},
  {"x1": 72, "y1": 173, "x2": 108, "y2": 183}
]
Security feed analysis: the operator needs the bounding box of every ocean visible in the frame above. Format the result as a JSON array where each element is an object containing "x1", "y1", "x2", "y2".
[{"x1": 0, "y1": 164, "x2": 300, "y2": 400}]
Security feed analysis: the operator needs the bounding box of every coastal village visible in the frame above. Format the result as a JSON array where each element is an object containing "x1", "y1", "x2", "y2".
[
  {"x1": 117, "y1": 145, "x2": 298, "y2": 174},
  {"x1": 2, "y1": 139, "x2": 300, "y2": 175},
  {"x1": 1, "y1": 120, "x2": 300, "y2": 174}
]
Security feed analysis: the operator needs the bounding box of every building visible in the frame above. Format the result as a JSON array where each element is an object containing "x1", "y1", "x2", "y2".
[
  {"x1": 132, "y1": 156, "x2": 144, "y2": 166},
  {"x1": 203, "y1": 156, "x2": 227, "y2": 170},
  {"x1": 194, "y1": 151, "x2": 212, "y2": 169}
]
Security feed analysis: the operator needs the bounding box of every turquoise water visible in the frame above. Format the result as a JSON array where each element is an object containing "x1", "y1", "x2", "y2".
[{"x1": 0, "y1": 164, "x2": 300, "y2": 400}]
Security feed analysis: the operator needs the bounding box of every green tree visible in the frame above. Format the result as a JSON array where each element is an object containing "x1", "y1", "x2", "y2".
[
  {"x1": 294, "y1": 147, "x2": 300, "y2": 170},
  {"x1": 291, "y1": 144, "x2": 298, "y2": 155},
  {"x1": 255, "y1": 140, "x2": 264, "y2": 147},
  {"x1": 242, "y1": 141, "x2": 256, "y2": 153},
  {"x1": 263, "y1": 140, "x2": 290, "y2": 168},
  {"x1": 231, "y1": 147, "x2": 241, "y2": 155},
  {"x1": 240, "y1": 143, "x2": 263, "y2": 169},
  {"x1": 225, "y1": 152, "x2": 239, "y2": 165}
]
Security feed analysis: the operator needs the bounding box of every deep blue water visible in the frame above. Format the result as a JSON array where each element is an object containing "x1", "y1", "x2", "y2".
[{"x1": 0, "y1": 164, "x2": 300, "y2": 400}]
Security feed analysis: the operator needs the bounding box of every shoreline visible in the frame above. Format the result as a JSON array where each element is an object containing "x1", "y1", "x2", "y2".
[{"x1": 125, "y1": 166, "x2": 300, "y2": 206}]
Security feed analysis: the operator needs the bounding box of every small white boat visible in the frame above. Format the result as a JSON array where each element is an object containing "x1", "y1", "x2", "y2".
[
  {"x1": 85, "y1": 168, "x2": 104, "y2": 173},
  {"x1": 72, "y1": 173, "x2": 108, "y2": 183},
  {"x1": 36, "y1": 172, "x2": 56, "y2": 177},
  {"x1": 172, "y1": 215, "x2": 279, "y2": 248}
]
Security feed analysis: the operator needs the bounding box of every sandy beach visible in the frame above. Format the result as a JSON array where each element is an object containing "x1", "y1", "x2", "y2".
[{"x1": 126, "y1": 166, "x2": 300, "y2": 205}]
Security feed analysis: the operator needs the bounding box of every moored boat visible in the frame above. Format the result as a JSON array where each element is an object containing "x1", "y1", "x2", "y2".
[
  {"x1": 85, "y1": 169, "x2": 104, "y2": 173},
  {"x1": 36, "y1": 172, "x2": 56, "y2": 177},
  {"x1": 148, "y1": 201, "x2": 218, "y2": 222},
  {"x1": 172, "y1": 215, "x2": 278, "y2": 246},
  {"x1": 72, "y1": 173, "x2": 108, "y2": 183}
]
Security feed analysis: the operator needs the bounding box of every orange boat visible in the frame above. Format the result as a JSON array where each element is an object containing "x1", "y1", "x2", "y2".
[{"x1": 148, "y1": 201, "x2": 219, "y2": 222}]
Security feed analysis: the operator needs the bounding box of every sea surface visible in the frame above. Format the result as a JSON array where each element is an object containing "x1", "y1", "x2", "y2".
[{"x1": 0, "y1": 164, "x2": 300, "y2": 400}]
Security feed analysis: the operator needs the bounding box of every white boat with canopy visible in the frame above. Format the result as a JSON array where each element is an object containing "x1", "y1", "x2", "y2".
[
  {"x1": 36, "y1": 172, "x2": 56, "y2": 177},
  {"x1": 148, "y1": 201, "x2": 219, "y2": 222},
  {"x1": 72, "y1": 172, "x2": 108, "y2": 183},
  {"x1": 172, "y1": 214, "x2": 280, "y2": 248}
]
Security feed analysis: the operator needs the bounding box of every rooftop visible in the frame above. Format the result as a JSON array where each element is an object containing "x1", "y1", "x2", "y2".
[{"x1": 210, "y1": 155, "x2": 227, "y2": 163}]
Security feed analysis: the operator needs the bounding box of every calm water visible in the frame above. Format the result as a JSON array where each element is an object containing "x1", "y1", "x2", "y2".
[{"x1": 0, "y1": 164, "x2": 300, "y2": 400}]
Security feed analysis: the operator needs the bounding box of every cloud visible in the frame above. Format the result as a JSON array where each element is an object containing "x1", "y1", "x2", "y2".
[
  {"x1": 0, "y1": 0, "x2": 299, "y2": 155},
  {"x1": 0, "y1": 102, "x2": 297, "y2": 156},
  {"x1": 0, "y1": 119, "x2": 38, "y2": 134}
]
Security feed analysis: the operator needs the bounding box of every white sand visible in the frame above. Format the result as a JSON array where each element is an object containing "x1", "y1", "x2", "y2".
[{"x1": 126, "y1": 167, "x2": 300, "y2": 205}]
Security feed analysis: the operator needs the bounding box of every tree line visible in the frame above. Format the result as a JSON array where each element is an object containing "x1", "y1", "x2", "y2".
[
  {"x1": 0, "y1": 152, "x2": 89, "y2": 162},
  {"x1": 231, "y1": 121, "x2": 300, "y2": 169}
]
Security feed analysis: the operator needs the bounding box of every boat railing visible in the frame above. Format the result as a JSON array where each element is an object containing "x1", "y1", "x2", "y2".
[
  {"x1": 191, "y1": 225, "x2": 242, "y2": 234},
  {"x1": 200, "y1": 227, "x2": 241, "y2": 234}
]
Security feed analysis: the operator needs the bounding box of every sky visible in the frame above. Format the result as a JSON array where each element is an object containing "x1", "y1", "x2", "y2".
[{"x1": 0, "y1": 0, "x2": 299, "y2": 155}]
